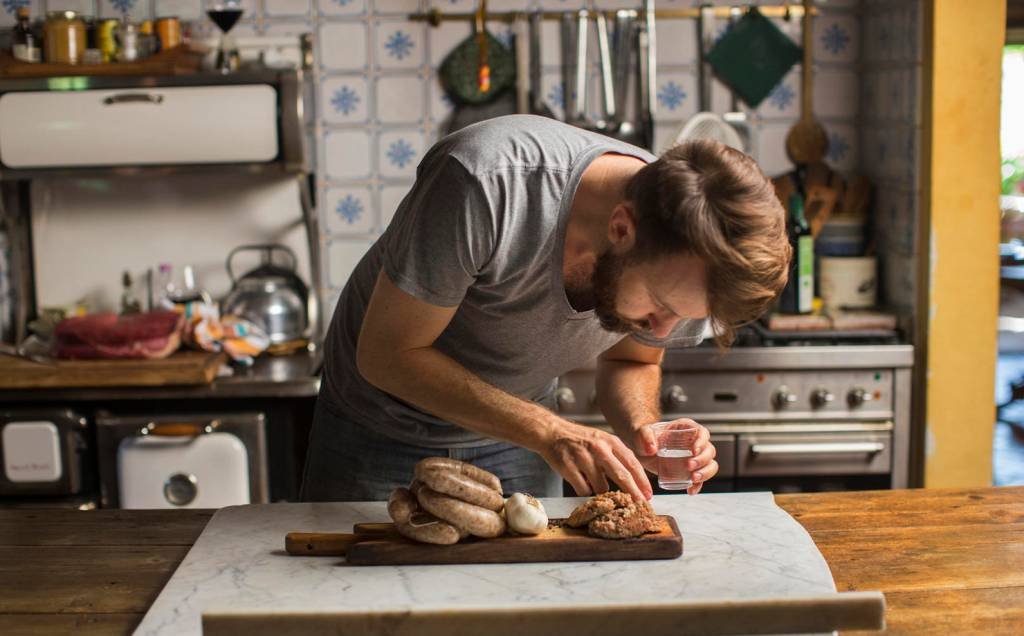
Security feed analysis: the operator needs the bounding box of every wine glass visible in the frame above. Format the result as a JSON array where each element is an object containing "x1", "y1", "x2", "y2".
[{"x1": 207, "y1": 0, "x2": 244, "y2": 73}]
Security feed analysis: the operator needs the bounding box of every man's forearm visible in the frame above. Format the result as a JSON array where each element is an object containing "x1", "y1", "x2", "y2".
[
  {"x1": 595, "y1": 359, "x2": 662, "y2": 446},
  {"x1": 360, "y1": 346, "x2": 562, "y2": 451}
]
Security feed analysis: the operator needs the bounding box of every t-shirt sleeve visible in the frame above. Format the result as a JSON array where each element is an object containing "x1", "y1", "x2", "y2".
[
  {"x1": 630, "y1": 318, "x2": 710, "y2": 349},
  {"x1": 381, "y1": 156, "x2": 495, "y2": 307}
]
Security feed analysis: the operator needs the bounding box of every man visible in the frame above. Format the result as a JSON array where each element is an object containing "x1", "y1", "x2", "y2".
[{"x1": 301, "y1": 115, "x2": 790, "y2": 503}]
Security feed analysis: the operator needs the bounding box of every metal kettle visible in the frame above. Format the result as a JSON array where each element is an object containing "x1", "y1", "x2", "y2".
[{"x1": 221, "y1": 244, "x2": 309, "y2": 344}]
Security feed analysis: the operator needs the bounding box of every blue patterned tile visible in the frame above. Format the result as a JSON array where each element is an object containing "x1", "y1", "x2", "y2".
[
  {"x1": 0, "y1": 0, "x2": 39, "y2": 28},
  {"x1": 317, "y1": 0, "x2": 365, "y2": 15},
  {"x1": 380, "y1": 182, "x2": 414, "y2": 229},
  {"x1": 99, "y1": 0, "x2": 151, "y2": 20},
  {"x1": 321, "y1": 76, "x2": 370, "y2": 124},
  {"x1": 325, "y1": 187, "x2": 375, "y2": 234},
  {"x1": 378, "y1": 130, "x2": 423, "y2": 178},
  {"x1": 375, "y1": 21, "x2": 424, "y2": 70}
]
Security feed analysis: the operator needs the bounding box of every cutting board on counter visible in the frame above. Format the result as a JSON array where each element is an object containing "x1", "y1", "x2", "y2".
[
  {"x1": 286, "y1": 517, "x2": 682, "y2": 565},
  {"x1": 0, "y1": 351, "x2": 226, "y2": 389}
]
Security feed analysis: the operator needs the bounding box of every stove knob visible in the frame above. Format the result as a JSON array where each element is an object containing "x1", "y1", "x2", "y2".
[
  {"x1": 773, "y1": 387, "x2": 798, "y2": 409},
  {"x1": 810, "y1": 388, "x2": 835, "y2": 408},
  {"x1": 848, "y1": 387, "x2": 874, "y2": 407},
  {"x1": 555, "y1": 387, "x2": 577, "y2": 411},
  {"x1": 662, "y1": 385, "x2": 688, "y2": 410}
]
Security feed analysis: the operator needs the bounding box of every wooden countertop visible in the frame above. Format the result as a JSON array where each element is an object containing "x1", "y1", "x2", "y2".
[{"x1": 0, "y1": 486, "x2": 1021, "y2": 634}]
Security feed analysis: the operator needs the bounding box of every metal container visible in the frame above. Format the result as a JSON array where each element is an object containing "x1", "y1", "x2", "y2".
[
  {"x1": 44, "y1": 10, "x2": 87, "y2": 65},
  {"x1": 221, "y1": 244, "x2": 309, "y2": 345},
  {"x1": 117, "y1": 19, "x2": 140, "y2": 62}
]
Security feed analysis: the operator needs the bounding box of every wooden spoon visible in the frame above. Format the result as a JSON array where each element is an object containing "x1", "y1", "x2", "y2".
[{"x1": 785, "y1": 0, "x2": 828, "y2": 165}]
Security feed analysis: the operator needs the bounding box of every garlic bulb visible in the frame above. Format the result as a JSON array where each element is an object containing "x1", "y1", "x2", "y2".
[{"x1": 505, "y1": 493, "x2": 548, "y2": 535}]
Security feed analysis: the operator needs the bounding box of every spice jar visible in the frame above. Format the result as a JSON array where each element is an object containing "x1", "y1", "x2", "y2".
[
  {"x1": 44, "y1": 10, "x2": 87, "y2": 65},
  {"x1": 156, "y1": 17, "x2": 182, "y2": 51}
]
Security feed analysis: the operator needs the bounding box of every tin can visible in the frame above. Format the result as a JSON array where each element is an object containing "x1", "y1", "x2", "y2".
[
  {"x1": 97, "y1": 18, "x2": 119, "y2": 63},
  {"x1": 44, "y1": 10, "x2": 87, "y2": 65},
  {"x1": 156, "y1": 17, "x2": 182, "y2": 51}
]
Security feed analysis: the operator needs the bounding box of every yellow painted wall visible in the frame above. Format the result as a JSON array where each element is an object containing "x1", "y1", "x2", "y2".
[{"x1": 919, "y1": 0, "x2": 1004, "y2": 487}]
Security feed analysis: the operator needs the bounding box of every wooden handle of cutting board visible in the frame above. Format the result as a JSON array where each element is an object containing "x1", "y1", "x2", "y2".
[
  {"x1": 285, "y1": 532, "x2": 371, "y2": 556},
  {"x1": 286, "y1": 523, "x2": 400, "y2": 556}
]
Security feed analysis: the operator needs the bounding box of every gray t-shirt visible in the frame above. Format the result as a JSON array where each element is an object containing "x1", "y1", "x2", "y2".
[{"x1": 320, "y1": 115, "x2": 706, "y2": 448}]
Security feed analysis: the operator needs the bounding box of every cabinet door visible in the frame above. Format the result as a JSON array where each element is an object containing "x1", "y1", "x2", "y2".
[{"x1": 0, "y1": 84, "x2": 279, "y2": 168}]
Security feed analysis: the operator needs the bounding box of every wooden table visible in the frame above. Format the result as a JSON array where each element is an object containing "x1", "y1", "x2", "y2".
[{"x1": 1, "y1": 487, "x2": 1021, "y2": 634}]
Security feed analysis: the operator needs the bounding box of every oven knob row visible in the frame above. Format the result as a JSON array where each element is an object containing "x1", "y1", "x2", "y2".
[
  {"x1": 662, "y1": 385, "x2": 688, "y2": 410},
  {"x1": 810, "y1": 388, "x2": 835, "y2": 408},
  {"x1": 773, "y1": 387, "x2": 798, "y2": 409},
  {"x1": 848, "y1": 387, "x2": 874, "y2": 407}
]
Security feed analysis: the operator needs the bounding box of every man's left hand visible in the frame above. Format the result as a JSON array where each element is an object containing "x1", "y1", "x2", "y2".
[{"x1": 634, "y1": 419, "x2": 718, "y2": 495}]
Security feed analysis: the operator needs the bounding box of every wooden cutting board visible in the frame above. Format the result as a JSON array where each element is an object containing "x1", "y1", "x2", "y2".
[
  {"x1": 0, "y1": 351, "x2": 226, "y2": 389},
  {"x1": 286, "y1": 516, "x2": 682, "y2": 566}
]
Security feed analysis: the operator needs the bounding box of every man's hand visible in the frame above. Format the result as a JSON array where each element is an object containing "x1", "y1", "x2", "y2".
[
  {"x1": 634, "y1": 418, "x2": 718, "y2": 495},
  {"x1": 538, "y1": 420, "x2": 653, "y2": 502}
]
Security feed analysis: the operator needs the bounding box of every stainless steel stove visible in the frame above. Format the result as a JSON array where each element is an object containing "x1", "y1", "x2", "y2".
[{"x1": 556, "y1": 342, "x2": 914, "y2": 494}]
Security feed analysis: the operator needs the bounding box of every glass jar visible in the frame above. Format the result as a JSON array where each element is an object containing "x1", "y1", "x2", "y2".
[{"x1": 44, "y1": 10, "x2": 87, "y2": 65}]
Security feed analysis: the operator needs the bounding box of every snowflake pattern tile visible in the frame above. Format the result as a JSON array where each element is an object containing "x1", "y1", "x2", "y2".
[
  {"x1": 386, "y1": 139, "x2": 416, "y2": 168},
  {"x1": 821, "y1": 23, "x2": 850, "y2": 55},
  {"x1": 336, "y1": 195, "x2": 364, "y2": 224},
  {"x1": 657, "y1": 81, "x2": 686, "y2": 111},
  {"x1": 111, "y1": 0, "x2": 136, "y2": 14},
  {"x1": 768, "y1": 83, "x2": 795, "y2": 111},
  {"x1": 827, "y1": 133, "x2": 850, "y2": 163},
  {"x1": 2, "y1": 0, "x2": 28, "y2": 14},
  {"x1": 547, "y1": 84, "x2": 564, "y2": 109},
  {"x1": 331, "y1": 86, "x2": 360, "y2": 115},
  {"x1": 384, "y1": 31, "x2": 414, "y2": 60}
]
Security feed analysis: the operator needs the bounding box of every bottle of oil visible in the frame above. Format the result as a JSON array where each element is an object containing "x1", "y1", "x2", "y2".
[{"x1": 778, "y1": 192, "x2": 814, "y2": 314}]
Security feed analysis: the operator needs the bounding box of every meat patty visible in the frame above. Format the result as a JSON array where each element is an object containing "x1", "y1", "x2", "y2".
[
  {"x1": 567, "y1": 492, "x2": 662, "y2": 539},
  {"x1": 566, "y1": 491, "x2": 633, "y2": 528}
]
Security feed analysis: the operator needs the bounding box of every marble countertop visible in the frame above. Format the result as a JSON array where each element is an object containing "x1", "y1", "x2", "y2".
[{"x1": 133, "y1": 492, "x2": 883, "y2": 635}]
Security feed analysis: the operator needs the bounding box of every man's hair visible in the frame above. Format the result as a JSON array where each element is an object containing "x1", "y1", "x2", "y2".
[{"x1": 624, "y1": 139, "x2": 791, "y2": 345}]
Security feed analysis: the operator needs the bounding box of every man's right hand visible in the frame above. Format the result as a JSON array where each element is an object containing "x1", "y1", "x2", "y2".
[{"x1": 538, "y1": 420, "x2": 653, "y2": 501}]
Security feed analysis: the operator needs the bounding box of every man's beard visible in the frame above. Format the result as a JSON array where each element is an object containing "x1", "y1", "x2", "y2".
[{"x1": 572, "y1": 250, "x2": 650, "y2": 335}]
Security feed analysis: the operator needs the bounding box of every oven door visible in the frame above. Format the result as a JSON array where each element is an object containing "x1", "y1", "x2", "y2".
[{"x1": 737, "y1": 431, "x2": 892, "y2": 477}]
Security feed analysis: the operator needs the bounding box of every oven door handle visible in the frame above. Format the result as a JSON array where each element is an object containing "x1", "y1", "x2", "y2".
[
  {"x1": 750, "y1": 442, "x2": 886, "y2": 455},
  {"x1": 138, "y1": 420, "x2": 222, "y2": 438}
]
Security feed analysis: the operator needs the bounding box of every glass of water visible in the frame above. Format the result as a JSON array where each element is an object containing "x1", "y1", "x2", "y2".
[{"x1": 650, "y1": 421, "x2": 700, "y2": 491}]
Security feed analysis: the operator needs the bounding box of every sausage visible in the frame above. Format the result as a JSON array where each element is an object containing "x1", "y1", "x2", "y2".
[
  {"x1": 394, "y1": 511, "x2": 461, "y2": 545},
  {"x1": 416, "y1": 485, "x2": 506, "y2": 538},
  {"x1": 415, "y1": 466, "x2": 505, "y2": 512},
  {"x1": 415, "y1": 457, "x2": 503, "y2": 494},
  {"x1": 387, "y1": 487, "x2": 417, "y2": 525}
]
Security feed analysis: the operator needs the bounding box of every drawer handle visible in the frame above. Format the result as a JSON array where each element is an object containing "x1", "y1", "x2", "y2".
[
  {"x1": 103, "y1": 93, "x2": 164, "y2": 106},
  {"x1": 138, "y1": 420, "x2": 221, "y2": 438},
  {"x1": 750, "y1": 442, "x2": 886, "y2": 456}
]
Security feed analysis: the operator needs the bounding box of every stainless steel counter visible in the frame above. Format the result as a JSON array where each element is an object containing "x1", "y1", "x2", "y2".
[{"x1": 0, "y1": 351, "x2": 321, "y2": 402}]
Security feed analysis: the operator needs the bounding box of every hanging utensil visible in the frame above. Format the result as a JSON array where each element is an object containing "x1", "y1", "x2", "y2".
[
  {"x1": 528, "y1": 10, "x2": 555, "y2": 117},
  {"x1": 785, "y1": 0, "x2": 828, "y2": 165},
  {"x1": 610, "y1": 10, "x2": 637, "y2": 141},
  {"x1": 476, "y1": 0, "x2": 491, "y2": 93},
  {"x1": 514, "y1": 12, "x2": 529, "y2": 114},
  {"x1": 596, "y1": 11, "x2": 615, "y2": 127},
  {"x1": 560, "y1": 12, "x2": 576, "y2": 122}
]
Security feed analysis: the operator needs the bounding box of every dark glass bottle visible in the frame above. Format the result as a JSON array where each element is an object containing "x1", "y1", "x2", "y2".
[
  {"x1": 778, "y1": 193, "x2": 814, "y2": 314},
  {"x1": 12, "y1": 7, "x2": 41, "y2": 63}
]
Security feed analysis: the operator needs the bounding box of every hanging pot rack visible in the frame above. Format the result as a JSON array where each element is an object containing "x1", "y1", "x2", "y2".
[{"x1": 408, "y1": 3, "x2": 818, "y2": 27}]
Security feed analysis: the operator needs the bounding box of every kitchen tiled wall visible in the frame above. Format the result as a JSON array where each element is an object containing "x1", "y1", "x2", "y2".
[
  {"x1": 859, "y1": 0, "x2": 921, "y2": 322},
  {"x1": 1, "y1": 0, "x2": 866, "y2": 320}
]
